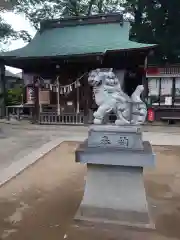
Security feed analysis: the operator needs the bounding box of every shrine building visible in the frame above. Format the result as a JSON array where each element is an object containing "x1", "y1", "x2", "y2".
[{"x1": 0, "y1": 13, "x2": 156, "y2": 125}]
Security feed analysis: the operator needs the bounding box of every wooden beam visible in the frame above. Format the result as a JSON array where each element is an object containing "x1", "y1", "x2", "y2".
[{"x1": 0, "y1": 63, "x2": 6, "y2": 118}]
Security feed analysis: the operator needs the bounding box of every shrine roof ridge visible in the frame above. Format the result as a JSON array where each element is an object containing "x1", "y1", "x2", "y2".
[{"x1": 40, "y1": 13, "x2": 124, "y2": 32}]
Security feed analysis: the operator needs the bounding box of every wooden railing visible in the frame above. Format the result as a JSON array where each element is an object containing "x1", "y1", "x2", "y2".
[
  {"x1": 39, "y1": 112, "x2": 86, "y2": 125},
  {"x1": 5, "y1": 102, "x2": 146, "y2": 125}
]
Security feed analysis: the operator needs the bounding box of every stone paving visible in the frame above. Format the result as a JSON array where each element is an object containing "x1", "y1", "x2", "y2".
[
  {"x1": 1, "y1": 122, "x2": 180, "y2": 172},
  {"x1": 0, "y1": 123, "x2": 87, "y2": 171}
]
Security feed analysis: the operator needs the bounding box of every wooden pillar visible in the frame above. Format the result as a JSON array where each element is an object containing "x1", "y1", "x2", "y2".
[
  {"x1": 0, "y1": 63, "x2": 6, "y2": 118},
  {"x1": 172, "y1": 77, "x2": 176, "y2": 107},
  {"x1": 57, "y1": 78, "x2": 60, "y2": 115},
  {"x1": 158, "y1": 78, "x2": 162, "y2": 107},
  {"x1": 76, "y1": 81, "x2": 80, "y2": 114},
  {"x1": 142, "y1": 56, "x2": 148, "y2": 101},
  {"x1": 32, "y1": 77, "x2": 40, "y2": 123}
]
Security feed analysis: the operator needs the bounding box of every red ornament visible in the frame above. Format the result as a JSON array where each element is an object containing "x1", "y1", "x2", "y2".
[{"x1": 148, "y1": 108, "x2": 155, "y2": 122}]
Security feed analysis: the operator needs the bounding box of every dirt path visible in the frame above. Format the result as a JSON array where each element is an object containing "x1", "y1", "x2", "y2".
[
  {"x1": 0, "y1": 142, "x2": 180, "y2": 239},
  {"x1": 144, "y1": 146, "x2": 180, "y2": 240}
]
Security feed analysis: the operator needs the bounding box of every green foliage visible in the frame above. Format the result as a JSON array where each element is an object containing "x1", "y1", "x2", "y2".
[
  {"x1": 6, "y1": 87, "x2": 23, "y2": 105},
  {"x1": 0, "y1": 14, "x2": 32, "y2": 44},
  {"x1": 12, "y1": 0, "x2": 125, "y2": 29},
  {"x1": 124, "y1": 0, "x2": 180, "y2": 63},
  {"x1": 0, "y1": 0, "x2": 32, "y2": 46},
  {"x1": 0, "y1": 15, "x2": 16, "y2": 41}
]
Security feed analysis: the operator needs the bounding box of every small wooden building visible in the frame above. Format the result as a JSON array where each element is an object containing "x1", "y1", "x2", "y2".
[
  {"x1": 146, "y1": 64, "x2": 180, "y2": 122},
  {"x1": 0, "y1": 13, "x2": 156, "y2": 124}
]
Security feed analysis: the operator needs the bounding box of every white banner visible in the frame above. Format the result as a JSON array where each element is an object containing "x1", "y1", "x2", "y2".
[
  {"x1": 161, "y1": 78, "x2": 173, "y2": 95},
  {"x1": 148, "y1": 78, "x2": 159, "y2": 96},
  {"x1": 165, "y1": 96, "x2": 172, "y2": 105}
]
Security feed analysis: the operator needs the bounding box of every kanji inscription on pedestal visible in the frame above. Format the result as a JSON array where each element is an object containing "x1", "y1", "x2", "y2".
[
  {"x1": 100, "y1": 136, "x2": 111, "y2": 145},
  {"x1": 117, "y1": 136, "x2": 129, "y2": 148}
]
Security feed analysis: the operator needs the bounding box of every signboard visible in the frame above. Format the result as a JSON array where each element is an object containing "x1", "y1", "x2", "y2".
[
  {"x1": 165, "y1": 96, "x2": 172, "y2": 106},
  {"x1": 39, "y1": 90, "x2": 50, "y2": 104},
  {"x1": 26, "y1": 86, "x2": 35, "y2": 104},
  {"x1": 161, "y1": 78, "x2": 172, "y2": 95},
  {"x1": 148, "y1": 78, "x2": 159, "y2": 96}
]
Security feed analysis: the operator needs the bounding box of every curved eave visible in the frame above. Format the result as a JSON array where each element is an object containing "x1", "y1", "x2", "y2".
[
  {"x1": 106, "y1": 44, "x2": 157, "y2": 54},
  {"x1": 0, "y1": 44, "x2": 157, "y2": 61},
  {"x1": 0, "y1": 20, "x2": 157, "y2": 63}
]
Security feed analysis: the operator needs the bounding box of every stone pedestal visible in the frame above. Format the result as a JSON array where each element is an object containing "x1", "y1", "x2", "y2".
[{"x1": 75, "y1": 125, "x2": 155, "y2": 227}]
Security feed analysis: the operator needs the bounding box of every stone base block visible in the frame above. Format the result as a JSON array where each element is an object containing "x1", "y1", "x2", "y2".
[
  {"x1": 87, "y1": 125, "x2": 143, "y2": 150},
  {"x1": 76, "y1": 140, "x2": 155, "y2": 167},
  {"x1": 75, "y1": 164, "x2": 153, "y2": 227}
]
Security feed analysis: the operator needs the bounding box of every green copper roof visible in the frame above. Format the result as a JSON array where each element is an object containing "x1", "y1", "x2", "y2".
[{"x1": 1, "y1": 18, "x2": 156, "y2": 59}]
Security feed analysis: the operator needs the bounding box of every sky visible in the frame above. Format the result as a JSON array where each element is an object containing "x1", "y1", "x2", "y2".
[{"x1": 1, "y1": 12, "x2": 36, "y2": 73}]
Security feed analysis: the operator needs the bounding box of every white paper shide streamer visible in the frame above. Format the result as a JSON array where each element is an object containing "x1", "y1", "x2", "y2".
[{"x1": 43, "y1": 73, "x2": 86, "y2": 95}]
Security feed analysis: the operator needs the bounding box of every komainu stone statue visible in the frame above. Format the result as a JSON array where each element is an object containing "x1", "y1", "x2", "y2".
[{"x1": 88, "y1": 68, "x2": 147, "y2": 125}]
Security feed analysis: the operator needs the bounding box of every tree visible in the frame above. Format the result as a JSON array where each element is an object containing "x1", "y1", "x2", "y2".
[
  {"x1": 0, "y1": 0, "x2": 32, "y2": 47},
  {"x1": 12, "y1": 0, "x2": 125, "y2": 30},
  {"x1": 6, "y1": 87, "x2": 23, "y2": 105},
  {"x1": 4, "y1": 0, "x2": 180, "y2": 63},
  {"x1": 123, "y1": 0, "x2": 180, "y2": 63},
  {"x1": 0, "y1": 14, "x2": 32, "y2": 45}
]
